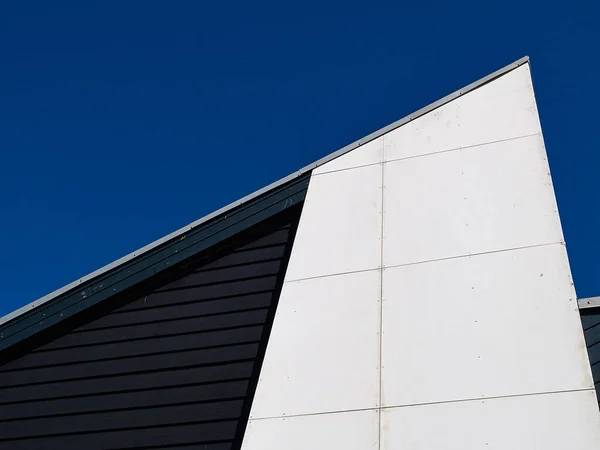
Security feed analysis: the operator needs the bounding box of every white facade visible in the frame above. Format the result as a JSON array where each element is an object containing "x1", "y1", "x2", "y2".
[{"x1": 241, "y1": 62, "x2": 600, "y2": 448}]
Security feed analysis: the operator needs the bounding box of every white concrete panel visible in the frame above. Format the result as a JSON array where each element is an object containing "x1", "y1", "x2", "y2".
[
  {"x1": 383, "y1": 134, "x2": 563, "y2": 267},
  {"x1": 242, "y1": 409, "x2": 379, "y2": 450},
  {"x1": 381, "y1": 244, "x2": 592, "y2": 408},
  {"x1": 313, "y1": 136, "x2": 383, "y2": 175},
  {"x1": 381, "y1": 390, "x2": 600, "y2": 450},
  {"x1": 384, "y1": 64, "x2": 542, "y2": 162},
  {"x1": 285, "y1": 164, "x2": 382, "y2": 281},
  {"x1": 250, "y1": 270, "x2": 380, "y2": 419}
]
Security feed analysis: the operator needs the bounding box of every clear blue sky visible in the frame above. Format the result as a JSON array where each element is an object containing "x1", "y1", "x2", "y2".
[{"x1": 0, "y1": 1, "x2": 598, "y2": 317}]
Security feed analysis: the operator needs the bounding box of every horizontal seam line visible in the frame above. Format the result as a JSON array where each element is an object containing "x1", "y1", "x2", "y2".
[
  {"x1": 248, "y1": 388, "x2": 595, "y2": 421},
  {"x1": 311, "y1": 132, "x2": 541, "y2": 176},
  {"x1": 312, "y1": 161, "x2": 382, "y2": 176},
  {"x1": 283, "y1": 242, "x2": 562, "y2": 283},
  {"x1": 383, "y1": 241, "x2": 563, "y2": 269},
  {"x1": 250, "y1": 405, "x2": 379, "y2": 421},
  {"x1": 385, "y1": 132, "x2": 542, "y2": 165},
  {"x1": 380, "y1": 387, "x2": 596, "y2": 410},
  {"x1": 284, "y1": 267, "x2": 380, "y2": 283}
]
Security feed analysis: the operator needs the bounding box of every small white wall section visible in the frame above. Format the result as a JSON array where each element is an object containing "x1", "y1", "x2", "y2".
[
  {"x1": 381, "y1": 390, "x2": 600, "y2": 449},
  {"x1": 284, "y1": 163, "x2": 382, "y2": 281},
  {"x1": 383, "y1": 64, "x2": 542, "y2": 161},
  {"x1": 381, "y1": 244, "x2": 592, "y2": 407},
  {"x1": 241, "y1": 62, "x2": 600, "y2": 449},
  {"x1": 383, "y1": 134, "x2": 563, "y2": 266},
  {"x1": 250, "y1": 270, "x2": 380, "y2": 418}
]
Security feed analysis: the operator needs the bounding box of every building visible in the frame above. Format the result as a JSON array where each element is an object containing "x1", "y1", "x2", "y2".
[{"x1": 1, "y1": 56, "x2": 599, "y2": 449}]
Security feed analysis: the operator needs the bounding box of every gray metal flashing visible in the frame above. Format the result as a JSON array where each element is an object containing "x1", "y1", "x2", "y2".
[
  {"x1": 579, "y1": 297, "x2": 600, "y2": 310},
  {"x1": 0, "y1": 55, "x2": 529, "y2": 329}
]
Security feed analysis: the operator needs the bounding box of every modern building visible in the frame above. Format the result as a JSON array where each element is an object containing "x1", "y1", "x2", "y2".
[{"x1": 1, "y1": 56, "x2": 599, "y2": 449}]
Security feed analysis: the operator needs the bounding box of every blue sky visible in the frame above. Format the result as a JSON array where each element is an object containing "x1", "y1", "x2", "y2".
[{"x1": 0, "y1": 1, "x2": 598, "y2": 317}]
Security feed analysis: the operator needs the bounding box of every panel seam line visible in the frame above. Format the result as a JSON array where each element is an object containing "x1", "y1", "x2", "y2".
[
  {"x1": 378, "y1": 146, "x2": 385, "y2": 449},
  {"x1": 247, "y1": 387, "x2": 595, "y2": 421},
  {"x1": 284, "y1": 267, "x2": 379, "y2": 283},
  {"x1": 284, "y1": 241, "x2": 563, "y2": 284},
  {"x1": 312, "y1": 132, "x2": 541, "y2": 176},
  {"x1": 384, "y1": 241, "x2": 563, "y2": 269}
]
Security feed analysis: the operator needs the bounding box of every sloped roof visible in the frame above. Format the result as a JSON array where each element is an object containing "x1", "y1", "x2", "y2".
[{"x1": 0, "y1": 56, "x2": 530, "y2": 351}]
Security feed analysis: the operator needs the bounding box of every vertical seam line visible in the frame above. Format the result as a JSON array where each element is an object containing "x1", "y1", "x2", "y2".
[{"x1": 378, "y1": 140, "x2": 385, "y2": 449}]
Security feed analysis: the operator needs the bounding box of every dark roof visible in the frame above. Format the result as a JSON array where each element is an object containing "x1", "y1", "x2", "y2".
[{"x1": 0, "y1": 175, "x2": 309, "y2": 353}]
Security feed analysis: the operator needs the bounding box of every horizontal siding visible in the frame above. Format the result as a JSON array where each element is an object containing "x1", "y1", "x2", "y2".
[
  {"x1": 0, "y1": 343, "x2": 261, "y2": 386},
  {"x1": 0, "y1": 380, "x2": 250, "y2": 420},
  {"x1": 0, "y1": 401, "x2": 244, "y2": 439},
  {"x1": 0, "y1": 423, "x2": 238, "y2": 450},
  {"x1": 4, "y1": 327, "x2": 265, "y2": 368},
  {"x1": 0, "y1": 362, "x2": 254, "y2": 404},
  {"x1": 0, "y1": 215, "x2": 299, "y2": 450},
  {"x1": 581, "y1": 310, "x2": 600, "y2": 406}
]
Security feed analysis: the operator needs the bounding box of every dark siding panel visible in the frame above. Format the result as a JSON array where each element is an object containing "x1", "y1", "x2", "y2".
[
  {"x1": 160, "y1": 260, "x2": 283, "y2": 291},
  {"x1": 0, "y1": 423, "x2": 237, "y2": 450},
  {"x1": 1, "y1": 310, "x2": 268, "y2": 354},
  {"x1": 0, "y1": 381, "x2": 250, "y2": 420},
  {"x1": 6, "y1": 326, "x2": 265, "y2": 368},
  {"x1": 118, "y1": 275, "x2": 279, "y2": 310},
  {"x1": 586, "y1": 340, "x2": 600, "y2": 367},
  {"x1": 1, "y1": 401, "x2": 244, "y2": 439},
  {"x1": 0, "y1": 362, "x2": 254, "y2": 403},
  {"x1": 581, "y1": 313, "x2": 600, "y2": 331},
  {"x1": 581, "y1": 310, "x2": 600, "y2": 406},
  {"x1": 110, "y1": 293, "x2": 273, "y2": 324},
  {"x1": 234, "y1": 226, "x2": 291, "y2": 251},
  {"x1": 198, "y1": 244, "x2": 287, "y2": 271},
  {"x1": 0, "y1": 343, "x2": 260, "y2": 386},
  {"x1": 0, "y1": 209, "x2": 301, "y2": 450},
  {"x1": 583, "y1": 323, "x2": 600, "y2": 348}
]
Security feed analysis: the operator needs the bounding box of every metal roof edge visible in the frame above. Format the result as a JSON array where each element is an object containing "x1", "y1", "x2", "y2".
[
  {"x1": 578, "y1": 297, "x2": 600, "y2": 310},
  {"x1": 0, "y1": 55, "x2": 529, "y2": 327}
]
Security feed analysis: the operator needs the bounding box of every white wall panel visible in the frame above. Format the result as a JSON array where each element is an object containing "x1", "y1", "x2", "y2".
[
  {"x1": 243, "y1": 61, "x2": 600, "y2": 447},
  {"x1": 384, "y1": 64, "x2": 541, "y2": 162},
  {"x1": 285, "y1": 163, "x2": 382, "y2": 281},
  {"x1": 250, "y1": 270, "x2": 380, "y2": 419},
  {"x1": 381, "y1": 390, "x2": 600, "y2": 450},
  {"x1": 383, "y1": 134, "x2": 563, "y2": 267},
  {"x1": 242, "y1": 409, "x2": 379, "y2": 450},
  {"x1": 381, "y1": 244, "x2": 592, "y2": 407},
  {"x1": 313, "y1": 136, "x2": 383, "y2": 175}
]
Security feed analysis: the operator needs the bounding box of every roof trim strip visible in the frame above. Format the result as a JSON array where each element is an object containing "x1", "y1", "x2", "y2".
[
  {"x1": 579, "y1": 297, "x2": 600, "y2": 310},
  {"x1": 0, "y1": 55, "x2": 530, "y2": 328}
]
